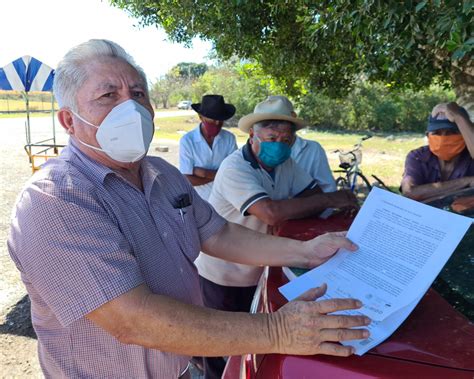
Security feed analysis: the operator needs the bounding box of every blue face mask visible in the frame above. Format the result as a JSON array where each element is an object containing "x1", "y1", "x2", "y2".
[{"x1": 256, "y1": 137, "x2": 292, "y2": 168}]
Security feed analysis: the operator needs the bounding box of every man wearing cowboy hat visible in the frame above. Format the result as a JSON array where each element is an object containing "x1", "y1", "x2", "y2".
[
  {"x1": 179, "y1": 94, "x2": 237, "y2": 200},
  {"x1": 194, "y1": 97, "x2": 358, "y2": 375}
]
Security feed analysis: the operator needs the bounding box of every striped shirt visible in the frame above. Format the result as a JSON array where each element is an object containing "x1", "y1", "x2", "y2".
[{"x1": 8, "y1": 140, "x2": 226, "y2": 378}]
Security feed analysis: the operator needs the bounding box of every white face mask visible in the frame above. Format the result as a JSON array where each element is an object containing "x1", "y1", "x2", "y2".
[{"x1": 72, "y1": 100, "x2": 154, "y2": 163}]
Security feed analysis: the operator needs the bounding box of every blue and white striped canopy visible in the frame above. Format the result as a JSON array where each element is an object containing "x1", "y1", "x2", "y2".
[{"x1": 0, "y1": 56, "x2": 54, "y2": 92}]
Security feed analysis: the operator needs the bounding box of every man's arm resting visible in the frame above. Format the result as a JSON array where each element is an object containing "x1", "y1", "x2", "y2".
[
  {"x1": 247, "y1": 190, "x2": 356, "y2": 226},
  {"x1": 86, "y1": 284, "x2": 370, "y2": 357},
  {"x1": 401, "y1": 176, "x2": 474, "y2": 201},
  {"x1": 184, "y1": 167, "x2": 216, "y2": 186}
]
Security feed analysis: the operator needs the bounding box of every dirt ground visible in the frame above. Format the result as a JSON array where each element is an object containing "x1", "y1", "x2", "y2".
[{"x1": 0, "y1": 117, "x2": 185, "y2": 378}]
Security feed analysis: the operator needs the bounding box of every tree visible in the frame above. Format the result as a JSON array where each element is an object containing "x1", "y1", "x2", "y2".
[
  {"x1": 110, "y1": 1, "x2": 473, "y2": 112},
  {"x1": 175, "y1": 62, "x2": 208, "y2": 80},
  {"x1": 191, "y1": 61, "x2": 285, "y2": 118},
  {"x1": 150, "y1": 70, "x2": 181, "y2": 109}
]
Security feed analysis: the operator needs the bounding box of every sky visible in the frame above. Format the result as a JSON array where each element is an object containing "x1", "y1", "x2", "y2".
[{"x1": 1, "y1": 0, "x2": 213, "y2": 82}]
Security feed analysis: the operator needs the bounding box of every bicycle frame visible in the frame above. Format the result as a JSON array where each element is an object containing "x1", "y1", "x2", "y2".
[
  {"x1": 333, "y1": 135, "x2": 372, "y2": 197},
  {"x1": 333, "y1": 135, "x2": 394, "y2": 197}
]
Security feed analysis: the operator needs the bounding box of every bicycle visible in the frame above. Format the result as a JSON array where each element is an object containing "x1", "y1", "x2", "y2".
[{"x1": 332, "y1": 135, "x2": 392, "y2": 202}]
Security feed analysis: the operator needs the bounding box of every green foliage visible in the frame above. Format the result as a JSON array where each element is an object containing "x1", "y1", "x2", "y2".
[
  {"x1": 174, "y1": 62, "x2": 208, "y2": 79},
  {"x1": 298, "y1": 82, "x2": 455, "y2": 132},
  {"x1": 181, "y1": 61, "x2": 285, "y2": 117},
  {"x1": 110, "y1": 0, "x2": 473, "y2": 97}
]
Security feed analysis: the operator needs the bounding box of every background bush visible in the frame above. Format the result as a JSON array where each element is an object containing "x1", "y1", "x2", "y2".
[{"x1": 298, "y1": 82, "x2": 455, "y2": 133}]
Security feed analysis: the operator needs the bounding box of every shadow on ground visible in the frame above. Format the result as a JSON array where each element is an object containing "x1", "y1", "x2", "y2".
[{"x1": 0, "y1": 295, "x2": 36, "y2": 339}]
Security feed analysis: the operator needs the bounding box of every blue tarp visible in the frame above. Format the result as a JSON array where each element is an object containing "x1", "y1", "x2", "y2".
[{"x1": 0, "y1": 55, "x2": 54, "y2": 92}]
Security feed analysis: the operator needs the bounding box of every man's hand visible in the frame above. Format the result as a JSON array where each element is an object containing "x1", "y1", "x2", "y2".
[
  {"x1": 299, "y1": 231, "x2": 357, "y2": 268},
  {"x1": 270, "y1": 284, "x2": 370, "y2": 356},
  {"x1": 431, "y1": 102, "x2": 467, "y2": 122},
  {"x1": 327, "y1": 190, "x2": 358, "y2": 209}
]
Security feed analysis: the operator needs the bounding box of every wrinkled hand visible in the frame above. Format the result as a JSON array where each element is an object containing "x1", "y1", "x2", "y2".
[
  {"x1": 270, "y1": 284, "x2": 370, "y2": 356},
  {"x1": 431, "y1": 102, "x2": 464, "y2": 122},
  {"x1": 301, "y1": 231, "x2": 357, "y2": 268}
]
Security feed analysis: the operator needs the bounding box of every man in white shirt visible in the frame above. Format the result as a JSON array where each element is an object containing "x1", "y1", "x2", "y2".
[
  {"x1": 196, "y1": 96, "x2": 357, "y2": 310},
  {"x1": 179, "y1": 94, "x2": 237, "y2": 200},
  {"x1": 291, "y1": 136, "x2": 337, "y2": 192},
  {"x1": 194, "y1": 97, "x2": 357, "y2": 377},
  {"x1": 267, "y1": 95, "x2": 337, "y2": 192}
]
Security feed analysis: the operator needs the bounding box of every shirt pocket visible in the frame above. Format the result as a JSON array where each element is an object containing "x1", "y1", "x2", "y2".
[{"x1": 170, "y1": 204, "x2": 201, "y2": 262}]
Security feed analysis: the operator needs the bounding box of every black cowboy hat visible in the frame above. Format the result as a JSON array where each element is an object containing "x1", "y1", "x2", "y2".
[{"x1": 191, "y1": 94, "x2": 236, "y2": 121}]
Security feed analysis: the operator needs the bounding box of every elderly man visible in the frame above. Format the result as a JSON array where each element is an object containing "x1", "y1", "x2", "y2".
[
  {"x1": 267, "y1": 95, "x2": 337, "y2": 192},
  {"x1": 401, "y1": 102, "x2": 474, "y2": 201},
  {"x1": 179, "y1": 94, "x2": 237, "y2": 200},
  {"x1": 196, "y1": 96, "x2": 357, "y2": 319},
  {"x1": 7, "y1": 40, "x2": 369, "y2": 379}
]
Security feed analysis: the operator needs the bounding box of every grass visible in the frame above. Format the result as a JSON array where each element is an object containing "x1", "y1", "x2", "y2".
[
  {"x1": 0, "y1": 98, "x2": 56, "y2": 112},
  {"x1": 153, "y1": 115, "x2": 425, "y2": 189}
]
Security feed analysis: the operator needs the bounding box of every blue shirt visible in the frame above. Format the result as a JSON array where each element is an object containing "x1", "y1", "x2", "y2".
[{"x1": 291, "y1": 136, "x2": 336, "y2": 192}]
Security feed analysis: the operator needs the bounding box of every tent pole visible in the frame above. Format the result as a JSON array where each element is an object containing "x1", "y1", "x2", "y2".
[
  {"x1": 51, "y1": 92, "x2": 57, "y2": 147},
  {"x1": 23, "y1": 91, "x2": 31, "y2": 145}
]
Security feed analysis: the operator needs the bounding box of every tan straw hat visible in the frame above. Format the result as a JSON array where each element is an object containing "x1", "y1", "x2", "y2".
[{"x1": 238, "y1": 97, "x2": 308, "y2": 133}]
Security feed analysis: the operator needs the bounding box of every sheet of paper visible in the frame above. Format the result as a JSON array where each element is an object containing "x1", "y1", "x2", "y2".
[{"x1": 279, "y1": 187, "x2": 472, "y2": 354}]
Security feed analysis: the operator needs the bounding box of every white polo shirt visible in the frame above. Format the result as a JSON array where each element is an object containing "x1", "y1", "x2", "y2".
[
  {"x1": 194, "y1": 141, "x2": 317, "y2": 286},
  {"x1": 291, "y1": 136, "x2": 336, "y2": 193},
  {"x1": 179, "y1": 125, "x2": 237, "y2": 199}
]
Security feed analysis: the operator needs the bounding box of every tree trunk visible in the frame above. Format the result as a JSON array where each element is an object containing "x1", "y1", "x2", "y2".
[{"x1": 451, "y1": 58, "x2": 474, "y2": 119}]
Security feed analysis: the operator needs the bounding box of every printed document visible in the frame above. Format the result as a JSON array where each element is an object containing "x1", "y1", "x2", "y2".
[{"x1": 279, "y1": 187, "x2": 472, "y2": 354}]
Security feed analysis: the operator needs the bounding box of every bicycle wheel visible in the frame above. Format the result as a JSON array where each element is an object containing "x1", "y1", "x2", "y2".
[
  {"x1": 371, "y1": 174, "x2": 395, "y2": 193},
  {"x1": 335, "y1": 176, "x2": 349, "y2": 191},
  {"x1": 348, "y1": 172, "x2": 372, "y2": 201}
]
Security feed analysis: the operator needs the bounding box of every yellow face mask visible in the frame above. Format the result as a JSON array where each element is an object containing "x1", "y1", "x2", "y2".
[{"x1": 428, "y1": 134, "x2": 466, "y2": 161}]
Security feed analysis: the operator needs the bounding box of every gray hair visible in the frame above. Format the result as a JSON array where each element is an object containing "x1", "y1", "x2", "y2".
[
  {"x1": 53, "y1": 39, "x2": 148, "y2": 110},
  {"x1": 253, "y1": 120, "x2": 296, "y2": 133}
]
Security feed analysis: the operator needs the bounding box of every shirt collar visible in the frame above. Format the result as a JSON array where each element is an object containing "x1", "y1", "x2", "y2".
[
  {"x1": 140, "y1": 158, "x2": 163, "y2": 200},
  {"x1": 190, "y1": 123, "x2": 223, "y2": 143},
  {"x1": 67, "y1": 139, "x2": 161, "y2": 191},
  {"x1": 242, "y1": 139, "x2": 260, "y2": 169},
  {"x1": 67, "y1": 139, "x2": 115, "y2": 184},
  {"x1": 420, "y1": 145, "x2": 435, "y2": 163}
]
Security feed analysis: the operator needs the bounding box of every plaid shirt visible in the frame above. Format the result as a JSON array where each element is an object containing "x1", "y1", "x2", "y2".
[{"x1": 8, "y1": 140, "x2": 226, "y2": 378}]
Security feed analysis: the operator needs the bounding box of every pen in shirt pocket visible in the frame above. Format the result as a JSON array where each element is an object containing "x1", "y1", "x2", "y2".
[{"x1": 175, "y1": 193, "x2": 191, "y2": 223}]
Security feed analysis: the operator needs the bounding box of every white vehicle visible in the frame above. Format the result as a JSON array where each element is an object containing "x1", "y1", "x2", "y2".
[{"x1": 177, "y1": 100, "x2": 192, "y2": 110}]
